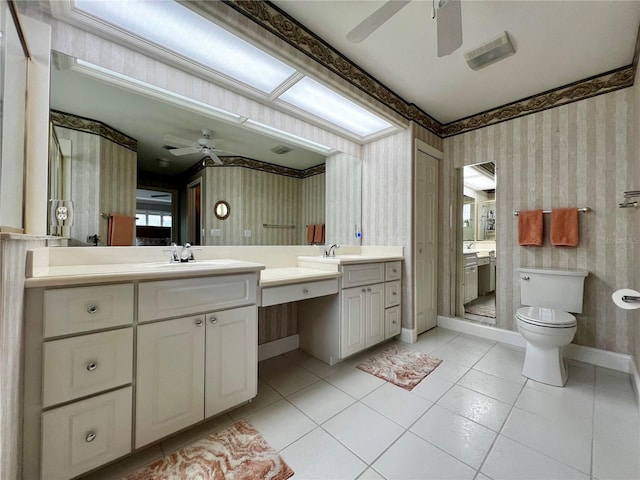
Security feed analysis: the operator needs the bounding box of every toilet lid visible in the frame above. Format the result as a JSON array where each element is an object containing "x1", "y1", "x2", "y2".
[{"x1": 516, "y1": 307, "x2": 576, "y2": 328}]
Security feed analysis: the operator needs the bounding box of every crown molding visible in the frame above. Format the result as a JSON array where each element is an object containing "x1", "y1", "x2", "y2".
[
  {"x1": 50, "y1": 110, "x2": 137, "y2": 151},
  {"x1": 184, "y1": 155, "x2": 325, "y2": 179},
  {"x1": 222, "y1": 1, "x2": 640, "y2": 138}
]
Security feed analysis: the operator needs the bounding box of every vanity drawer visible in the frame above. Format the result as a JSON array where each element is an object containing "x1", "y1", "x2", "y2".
[
  {"x1": 138, "y1": 273, "x2": 257, "y2": 322},
  {"x1": 385, "y1": 262, "x2": 402, "y2": 281},
  {"x1": 385, "y1": 280, "x2": 401, "y2": 308},
  {"x1": 42, "y1": 328, "x2": 133, "y2": 408},
  {"x1": 341, "y1": 263, "x2": 384, "y2": 289},
  {"x1": 385, "y1": 306, "x2": 401, "y2": 339},
  {"x1": 261, "y1": 279, "x2": 338, "y2": 307},
  {"x1": 477, "y1": 256, "x2": 490, "y2": 266},
  {"x1": 41, "y1": 387, "x2": 132, "y2": 480},
  {"x1": 44, "y1": 284, "x2": 134, "y2": 338}
]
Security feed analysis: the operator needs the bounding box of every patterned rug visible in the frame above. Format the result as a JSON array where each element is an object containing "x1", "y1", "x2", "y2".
[
  {"x1": 124, "y1": 421, "x2": 294, "y2": 480},
  {"x1": 357, "y1": 345, "x2": 442, "y2": 391},
  {"x1": 465, "y1": 303, "x2": 496, "y2": 319}
]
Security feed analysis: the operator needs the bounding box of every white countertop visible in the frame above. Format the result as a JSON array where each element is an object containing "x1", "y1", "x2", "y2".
[
  {"x1": 24, "y1": 259, "x2": 265, "y2": 288},
  {"x1": 259, "y1": 267, "x2": 341, "y2": 287},
  {"x1": 297, "y1": 254, "x2": 405, "y2": 266}
]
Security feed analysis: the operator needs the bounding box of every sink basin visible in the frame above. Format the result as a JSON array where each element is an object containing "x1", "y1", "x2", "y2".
[{"x1": 148, "y1": 259, "x2": 241, "y2": 268}]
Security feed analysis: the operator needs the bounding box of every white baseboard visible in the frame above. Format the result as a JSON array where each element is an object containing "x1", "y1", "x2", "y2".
[
  {"x1": 258, "y1": 335, "x2": 299, "y2": 362},
  {"x1": 400, "y1": 327, "x2": 417, "y2": 344},
  {"x1": 630, "y1": 358, "x2": 640, "y2": 412},
  {"x1": 437, "y1": 315, "x2": 525, "y2": 348},
  {"x1": 437, "y1": 315, "x2": 635, "y2": 374}
]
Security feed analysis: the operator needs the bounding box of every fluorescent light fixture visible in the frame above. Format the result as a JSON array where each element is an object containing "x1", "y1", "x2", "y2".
[
  {"x1": 74, "y1": 0, "x2": 296, "y2": 93},
  {"x1": 243, "y1": 119, "x2": 336, "y2": 156},
  {"x1": 277, "y1": 77, "x2": 393, "y2": 137},
  {"x1": 74, "y1": 59, "x2": 244, "y2": 124},
  {"x1": 463, "y1": 166, "x2": 496, "y2": 191}
]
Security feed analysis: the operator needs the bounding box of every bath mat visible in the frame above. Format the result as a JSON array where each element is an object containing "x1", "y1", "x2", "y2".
[
  {"x1": 356, "y1": 345, "x2": 442, "y2": 391},
  {"x1": 124, "y1": 420, "x2": 294, "y2": 480},
  {"x1": 464, "y1": 303, "x2": 496, "y2": 319}
]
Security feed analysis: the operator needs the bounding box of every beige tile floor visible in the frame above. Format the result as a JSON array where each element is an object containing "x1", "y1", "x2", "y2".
[{"x1": 82, "y1": 327, "x2": 640, "y2": 480}]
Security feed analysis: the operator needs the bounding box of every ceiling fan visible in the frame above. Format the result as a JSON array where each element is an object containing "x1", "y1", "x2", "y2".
[
  {"x1": 163, "y1": 129, "x2": 236, "y2": 165},
  {"x1": 346, "y1": 0, "x2": 462, "y2": 57}
]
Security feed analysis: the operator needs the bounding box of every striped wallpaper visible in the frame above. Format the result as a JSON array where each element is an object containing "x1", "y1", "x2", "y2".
[
  {"x1": 445, "y1": 88, "x2": 637, "y2": 355},
  {"x1": 55, "y1": 126, "x2": 136, "y2": 246},
  {"x1": 203, "y1": 166, "x2": 325, "y2": 246},
  {"x1": 326, "y1": 153, "x2": 361, "y2": 246}
]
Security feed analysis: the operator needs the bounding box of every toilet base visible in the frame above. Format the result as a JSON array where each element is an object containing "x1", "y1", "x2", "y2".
[{"x1": 521, "y1": 343, "x2": 568, "y2": 387}]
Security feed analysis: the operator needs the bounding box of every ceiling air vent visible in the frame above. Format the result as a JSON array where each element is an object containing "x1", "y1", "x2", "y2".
[
  {"x1": 271, "y1": 145, "x2": 293, "y2": 155},
  {"x1": 464, "y1": 31, "x2": 515, "y2": 71}
]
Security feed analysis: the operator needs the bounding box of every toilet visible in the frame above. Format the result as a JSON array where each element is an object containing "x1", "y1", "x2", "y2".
[{"x1": 516, "y1": 267, "x2": 588, "y2": 387}]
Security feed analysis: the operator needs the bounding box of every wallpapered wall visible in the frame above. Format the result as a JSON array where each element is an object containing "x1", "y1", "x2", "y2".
[
  {"x1": 444, "y1": 88, "x2": 637, "y2": 355},
  {"x1": 202, "y1": 166, "x2": 325, "y2": 246},
  {"x1": 55, "y1": 126, "x2": 136, "y2": 246}
]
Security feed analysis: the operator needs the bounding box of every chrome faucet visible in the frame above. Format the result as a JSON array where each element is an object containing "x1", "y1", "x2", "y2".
[
  {"x1": 466, "y1": 242, "x2": 474, "y2": 249},
  {"x1": 179, "y1": 243, "x2": 195, "y2": 262},
  {"x1": 324, "y1": 243, "x2": 340, "y2": 257},
  {"x1": 166, "y1": 243, "x2": 196, "y2": 263}
]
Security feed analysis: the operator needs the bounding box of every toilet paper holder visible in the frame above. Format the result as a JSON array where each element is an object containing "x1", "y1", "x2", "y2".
[{"x1": 622, "y1": 295, "x2": 640, "y2": 303}]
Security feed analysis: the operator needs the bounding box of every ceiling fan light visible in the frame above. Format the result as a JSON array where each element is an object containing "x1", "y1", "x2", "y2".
[
  {"x1": 464, "y1": 31, "x2": 515, "y2": 70},
  {"x1": 156, "y1": 158, "x2": 171, "y2": 168}
]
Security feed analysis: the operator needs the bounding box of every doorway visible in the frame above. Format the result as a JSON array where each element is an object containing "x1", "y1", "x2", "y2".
[
  {"x1": 187, "y1": 179, "x2": 202, "y2": 245},
  {"x1": 458, "y1": 163, "x2": 497, "y2": 324},
  {"x1": 135, "y1": 188, "x2": 175, "y2": 246}
]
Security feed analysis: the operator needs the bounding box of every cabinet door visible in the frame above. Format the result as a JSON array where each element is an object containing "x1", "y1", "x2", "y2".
[
  {"x1": 341, "y1": 287, "x2": 366, "y2": 357},
  {"x1": 205, "y1": 305, "x2": 257, "y2": 418},
  {"x1": 135, "y1": 315, "x2": 205, "y2": 448},
  {"x1": 365, "y1": 283, "x2": 385, "y2": 348}
]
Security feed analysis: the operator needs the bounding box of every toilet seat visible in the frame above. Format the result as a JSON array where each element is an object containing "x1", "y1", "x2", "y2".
[{"x1": 516, "y1": 306, "x2": 576, "y2": 328}]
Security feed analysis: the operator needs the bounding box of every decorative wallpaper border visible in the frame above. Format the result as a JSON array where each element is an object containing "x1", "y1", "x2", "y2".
[
  {"x1": 50, "y1": 110, "x2": 137, "y2": 151},
  {"x1": 223, "y1": 0, "x2": 640, "y2": 138},
  {"x1": 184, "y1": 155, "x2": 325, "y2": 179}
]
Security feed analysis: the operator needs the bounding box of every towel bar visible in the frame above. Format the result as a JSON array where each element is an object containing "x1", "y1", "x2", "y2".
[{"x1": 513, "y1": 207, "x2": 591, "y2": 216}]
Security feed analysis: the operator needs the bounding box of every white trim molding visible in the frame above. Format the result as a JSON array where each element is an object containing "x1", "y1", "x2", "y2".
[
  {"x1": 258, "y1": 334, "x2": 299, "y2": 362},
  {"x1": 400, "y1": 327, "x2": 417, "y2": 344},
  {"x1": 437, "y1": 315, "x2": 635, "y2": 374}
]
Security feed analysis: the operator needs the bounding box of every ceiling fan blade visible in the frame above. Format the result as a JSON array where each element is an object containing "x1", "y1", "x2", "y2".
[
  {"x1": 203, "y1": 151, "x2": 223, "y2": 165},
  {"x1": 168, "y1": 146, "x2": 198, "y2": 156},
  {"x1": 346, "y1": 0, "x2": 411, "y2": 43},
  {"x1": 437, "y1": 0, "x2": 463, "y2": 57},
  {"x1": 163, "y1": 134, "x2": 194, "y2": 147}
]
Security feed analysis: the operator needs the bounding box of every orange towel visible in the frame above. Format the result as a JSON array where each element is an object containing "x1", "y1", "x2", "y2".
[
  {"x1": 518, "y1": 209, "x2": 543, "y2": 246},
  {"x1": 306, "y1": 224, "x2": 315, "y2": 244},
  {"x1": 313, "y1": 224, "x2": 325, "y2": 244},
  {"x1": 108, "y1": 214, "x2": 136, "y2": 246},
  {"x1": 550, "y1": 208, "x2": 579, "y2": 247}
]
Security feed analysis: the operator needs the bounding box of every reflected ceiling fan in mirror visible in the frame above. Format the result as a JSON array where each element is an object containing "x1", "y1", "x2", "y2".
[
  {"x1": 346, "y1": 0, "x2": 462, "y2": 57},
  {"x1": 163, "y1": 129, "x2": 237, "y2": 165}
]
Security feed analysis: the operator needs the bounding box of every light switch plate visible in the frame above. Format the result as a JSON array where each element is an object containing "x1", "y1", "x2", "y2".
[
  {"x1": 211, "y1": 229, "x2": 221, "y2": 236},
  {"x1": 244, "y1": 229, "x2": 252, "y2": 237}
]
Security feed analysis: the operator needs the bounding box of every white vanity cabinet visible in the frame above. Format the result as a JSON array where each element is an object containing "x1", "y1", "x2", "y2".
[
  {"x1": 299, "y1": 260, "x2": 402, "y2": 365},
  {"x1": 135, "y1": 305, "x2": 257, "y2": 448},
  {"x1": 23, "y1": 269, "x2": 260, "y2": 480},
  {"x1": 24, "y1": 283, "x2": 135, "y2": 480}
]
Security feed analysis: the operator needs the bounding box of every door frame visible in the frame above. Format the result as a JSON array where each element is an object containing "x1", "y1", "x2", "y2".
[{"x1": 187, "y1": 178, "x2": 202, "y2": 245}]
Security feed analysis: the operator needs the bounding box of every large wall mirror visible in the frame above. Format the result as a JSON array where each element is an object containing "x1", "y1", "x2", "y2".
[
  {"x1": 459, "y1": 162, "x2": 497, "y2": 325},
  {"x1": 48, "y1": 51, "x2": 362, "y2": 247}
]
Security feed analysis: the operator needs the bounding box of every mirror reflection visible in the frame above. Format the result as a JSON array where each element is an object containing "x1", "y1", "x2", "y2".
[
  {"x1": 48, "y1": 52, "x2": 361, "y2": 247},
  {"x1": 214, "y1": 201, "x2": 230, "y2": 220},
  {"x1": 460, "y1": 162, "x2": 497, "y2": 325}
]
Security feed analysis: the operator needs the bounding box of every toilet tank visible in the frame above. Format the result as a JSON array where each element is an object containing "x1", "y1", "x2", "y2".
[{"x1": 517, "y1": 267, "x2": 588, "y2": 313}]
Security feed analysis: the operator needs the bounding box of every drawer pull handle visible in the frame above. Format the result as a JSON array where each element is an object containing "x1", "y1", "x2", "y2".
[
  {"x1": 86, "y1": 362, "x2": 98, "y2": 372},
  {"x1": 210, "y1": 317, "x2": 217, "y2": 325},
  {"x1": 302, "y1": 288, "x2": 309, "y2": 294},
  {"x1": 87, "y1": 305, "x2": 98, "y2": 314},
  {"x1": 195, "y1": 319, "x2": 204, "y2": 327},
  {"x1": 85, "y1": 432, "x2": 96, "y2": 443}
]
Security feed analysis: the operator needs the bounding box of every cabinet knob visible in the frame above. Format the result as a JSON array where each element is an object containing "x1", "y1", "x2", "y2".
[
  {"x1": 302, "y1": 288, "x2": 309, "y2": 294},
  {"x1": 392, "y1": 291, "x2": 397, "y2": 295},
  {"x1": 521, "y1": 275, "x2": 530, "y2": 281},
  {"x1": 195, "y1": 319, "x2": 204, "y2": 327},
  {"x1": 210, "y1": 317, "x2": 217, "y2": 324},
  {"x1": 392, "y1": 269, "x2": 397, "y2": 273},
  {"x1": 392, "y1": 320, "x2": 397, "y2": 324},
  {"x1": 362, "y1": 288, "x2": 367, "y2": 293},
  {"x1": 367, "y1": 288, "x2": 371, "y2": 292},
  {"x1": 87, "y1": 305, "x2": 98, "y2": 314},
  {"x1": 86, "y1": 361, "x2": 98, "y2": 372},
  {"x1": 85, "y1": 432, "x2": 96, "y2": 443}
]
